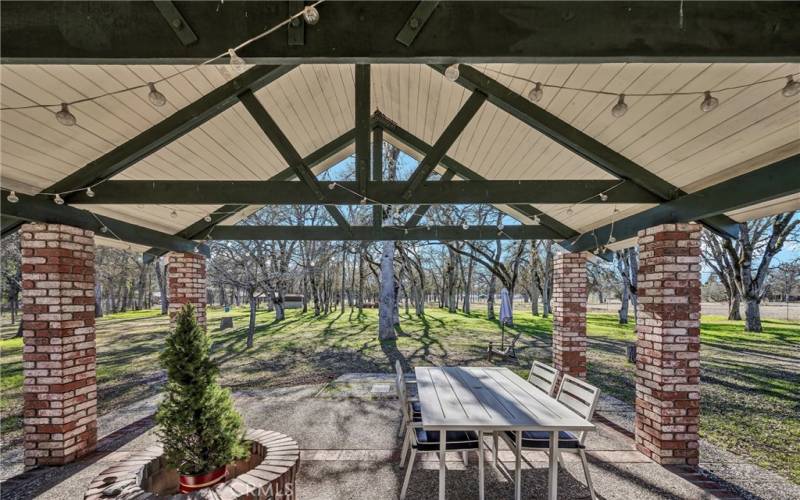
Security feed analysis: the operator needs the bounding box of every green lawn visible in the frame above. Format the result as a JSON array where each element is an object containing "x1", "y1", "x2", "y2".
[{"x1": 1, "y1": 306, "x2": 798, "y2": 483}]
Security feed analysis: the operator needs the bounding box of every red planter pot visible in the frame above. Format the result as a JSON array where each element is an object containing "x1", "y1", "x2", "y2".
[{"x1": 178, "y1": 466, "x2": 227, "y2": 493}]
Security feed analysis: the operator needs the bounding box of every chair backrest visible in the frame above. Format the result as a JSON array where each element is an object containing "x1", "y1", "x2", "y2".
[
  {"x1": 556, "y1": 375, "x2": 601, "y2": 443},
  {"x1": 527, "y1": 361, "x2": 559, "y2": 395}
]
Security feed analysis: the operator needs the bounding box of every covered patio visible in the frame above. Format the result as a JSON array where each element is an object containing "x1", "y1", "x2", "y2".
[{"x1": 1, "y1": 1, "x2": 799, "y2": 499}]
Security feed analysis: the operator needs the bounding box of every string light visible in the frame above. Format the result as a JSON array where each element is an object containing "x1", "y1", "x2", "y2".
[
  {"x1": 608, "y1": 236, "x2": 617, "y2": 243},
  {"x1": 462, "y1": 222, "x2": 470, "y2": 230},
  {"x1": 782, "y1": 76, "x2": 800, "y2": 97},
  {"x1": 227, "y1": 48, "x2": 247, "y2": 74},
  {"x1": 527, "y1": 82, "x2": 543, "y2": 102},
  {"x1": 700, "y1": 91, "x2": 719, "y2": 112},
  {"x1": 85, "y1": 187, "x2": 95, "y2": 198},
  {"x1": 55, "y1": 103, "x2": 76, "y2": 126},
  {"x1": 53, "y1": 194, "x2": 64, "y2": 205},
  {"x1": 531, "y1": 215, "x2": 541, "y2": 225},
  {"x1": 599, "y1": 193, "x2": 608, "y2": 202},
  {"x1": 497, "y1": 223, "x2": 504, "y2": 230},
  {"x1": 611, "y1": 94, "x2": 628, "y2": 117},
  {"x1": 100, "y1": 226, "x2": 108, "y2": 234},
  {"x1": 147, "y1": 83, "x2": 167, "y2": 107},
  {"x1": 445, "y1": 64, "x2": 460, "y2": 82},
  {"x1": 328, "y1": 182, "x2": 337, "y2": 190},
  {"x1": 302, "y1": 5, "x2": 320, "y2": 25},
  {"x1": 6, "y1": 191, "x2": 18, "y2": 203},
  {"x1": 360, "y1": 197, "x2": 367, "y2": 205},
  {"x1": 203, "y1": 215, "x2": 213, "y2": 222}
]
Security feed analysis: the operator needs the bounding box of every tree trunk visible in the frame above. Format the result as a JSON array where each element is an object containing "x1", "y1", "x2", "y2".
[
  {"x1": 247, "y1": 293, "x2": 257, "y2": 348},
  {"x1": 379, "y1": 240, "x2": 396, "y2": 340},
  {"x1": 619, "y1": 282, "x2": 629, "y2": 324},
  {"x1": 155, "y1": 260, "x2": 168, "y2": 315},
  {"x1": 728, "y1": 292, "x2": 742, "y2": 320},
  {"x1": 95, "y1": 283, "x2": 104, "y2": 318},
  {"x1": 744, "y1": 297, "x2": 762, "y2": 332},
  {"x1": 487, "y1": 275, "x2": 496, "y2": 320}
]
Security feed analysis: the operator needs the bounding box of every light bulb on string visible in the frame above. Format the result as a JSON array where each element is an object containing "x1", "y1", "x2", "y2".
[
  {"x1": 782, "y1": 76, "x2": 800, "y2": 97},
  {"x1": 462, "y1": 222, "x2": 470, "y2": 230},
  {"x1": 445, "y1": 64, "x2": 460, "y2": 82},
  {"x1": 227, "y1": 49, "x2": 247, "y2": 74},
  {"x1": 531, "y1": 215, "x2": 541, "y2": 225},
  {"x1": 100, "y1": 226, "x2": 108, "y2": 234},
  {"x1": 360, "y1": 197, "x2": 367, "y2": 205},
  {"x1": 404, "y1": 229, "x2": 409, "y2": 235},
  {"x1": 53, "y1": 194, "x2": 65, "y2": 205},
  {"x1": 527, "y1": 82, "x2": 543, "y2": 103},
  {"x1": 608, "y1": 236, "x2": 617, "y2": 244},
  {"x1": 170, "y1": 209, "x2": 178, "y2": 218},
  {"x1": 328, "y1": 182, "x2": 336, "y2": 190},
  {"x1": 497, "y1": 223, "x2": 504, "y2": 231},
  {"x1": 611, "y1": 94, "x2": 628, "y2": 117},
  {"x1": 599, "y1": 192, "x2": 608, "y2": 202},
  {"x1": 302, "y1": 5, "x2": 320, "y2": 25},
  {"x1": 147, "y1": 83, "x2": 167, "y2": 107},
  {"x1": 85, "y1": 187, "x2": 95, "y2": 198},
  {"x1": 6, "y1": 191, "x2": 19, "y2": 203},
  {"x1": 700, "y1": 91, "x2": 719, "y2": 112},
  {"x1": 203, "y1": 215, "x2": 212, "y2": 222},
  {"x1": 55, "y1": 103, "x2": 76, "y2": 126}
]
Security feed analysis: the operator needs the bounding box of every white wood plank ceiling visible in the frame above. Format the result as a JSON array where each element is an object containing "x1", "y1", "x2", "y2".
[{"x1": 1, "y1": 63, "x2": 798, "y2": 242}]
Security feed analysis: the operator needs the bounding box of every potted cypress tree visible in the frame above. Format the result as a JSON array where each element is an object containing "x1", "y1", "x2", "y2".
[{"x1": 156, "y1": 303, "x2": 247, "y2": 493}]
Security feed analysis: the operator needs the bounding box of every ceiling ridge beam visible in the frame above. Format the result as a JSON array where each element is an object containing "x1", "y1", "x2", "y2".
[
  {"x1": 239, "y1": 89, "x2": 351, "y2": 230},
  {"x1": 401, "y1": 91, "x2": 486, "y2": 200},
  {"x1": 1, "y1": 189, "x2": 208, "y2": 256},
  {"x1": 564, "y1": 154, "x2": 800, "y2": 252},
  {"x1": 355, "y1": 65, "x2": 371, "y2": 196},
  {"x1": 430, "y1": 63, "x2": 739, "y2": 239},
  {"x1": 373, "y1": 112, "x2": 577, "y2": 239}
]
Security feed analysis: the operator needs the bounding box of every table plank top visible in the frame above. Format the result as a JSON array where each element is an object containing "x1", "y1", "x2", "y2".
[{"x1": 414, "y1": 366, "x2": 595, "y2": 432}]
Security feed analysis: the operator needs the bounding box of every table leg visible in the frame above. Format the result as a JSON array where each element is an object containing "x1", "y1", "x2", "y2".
[
  {"x1": 478, "y1": 431, "x2": 485, "y2": 500},
  {"x1": 548, "y1": 431, "x2": 558, "y2": 500},
  {"x1": 439, "y1": 432, "x2": 447, "y2": 500},
  {"x1": 515, "y1": 431, "x2": 522, "y2": 500}
]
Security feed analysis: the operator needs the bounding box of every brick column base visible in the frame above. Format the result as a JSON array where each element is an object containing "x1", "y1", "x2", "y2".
[
  {"x1": 166, "y1": 252, "x2": 207, "y2": 329},
  {"x1": 552, "y1": 252, "x2": 588, "y2": 380},
  {"x1": 635, "y1": 223, "x2": 702, "y2": 466},
  {"x1": 20, "y1": 223, "x2": 97, "y2": 467}
]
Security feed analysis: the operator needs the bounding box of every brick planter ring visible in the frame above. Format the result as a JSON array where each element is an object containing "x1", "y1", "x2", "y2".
[{"x1": 85, "y1": 430, "x2": 299, "y2": 499}]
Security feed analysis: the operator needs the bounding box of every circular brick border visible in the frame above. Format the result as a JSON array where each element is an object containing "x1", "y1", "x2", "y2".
[{"x1": 84, "y1": 429, "x2": 299, "y2": 499}]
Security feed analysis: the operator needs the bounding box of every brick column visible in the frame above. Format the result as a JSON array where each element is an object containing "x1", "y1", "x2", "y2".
[
  {"x1": 635, "y1": 223, "x2": 702, "y2": 466},
  {"x1": 552, "y1": 252, "x2": 588, "y2": 380},
  {"x1": 166, "y1": 252, "x2": 207, "y2": 329},
  {"x1": 20, "y1": 224, "x2": 97, "y2": 467}
]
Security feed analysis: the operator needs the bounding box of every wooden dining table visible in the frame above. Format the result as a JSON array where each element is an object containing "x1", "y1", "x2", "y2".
[{"x1": 414, "y1": 366, "x2": 595, "y2": 500}]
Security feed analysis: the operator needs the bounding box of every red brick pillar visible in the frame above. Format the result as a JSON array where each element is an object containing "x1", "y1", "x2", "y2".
[
  {"x1": 635, "y1": 223, "x2": 702, "y2": 466},
  {"x1": 166, "y1": 252, "x2": 207, "y2": 329},
  {"x1": 20, "y1": 224, "x2": 97, "y2": 467},
  {"x1": 552, "y1": 252, "x2": 588, "y2": 380}
]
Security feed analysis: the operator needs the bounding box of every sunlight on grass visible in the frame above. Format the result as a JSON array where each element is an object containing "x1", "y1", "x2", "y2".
[{"x1": 1, "y1": 305, "x2": 798, "y2": 482}]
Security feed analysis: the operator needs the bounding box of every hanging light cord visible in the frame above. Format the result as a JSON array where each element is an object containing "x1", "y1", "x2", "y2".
[
  {"x1": 0, "y1": 0, "x2": 326, "y2": 112},
  {"x1": 474, "y1": 66, "x2": 800, "y2": 98}
]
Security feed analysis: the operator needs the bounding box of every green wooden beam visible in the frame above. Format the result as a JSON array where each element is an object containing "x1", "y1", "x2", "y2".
[
  {"x1": 564, "y1": 155, "x2": 800, "y2": 252},
  {"x1": 4, "y1": 2, "x2": 798, "y2": 63},
  {"x1": 208, "y1": 224, "x2": 561, "y2": 241},
  {"x1": 355, "y1": 65, "x2": 371, "y2": 196},
  {"x1": 142, "y1": 127, "x2": 356, "y2": 261},
  {"x1": 405, "y1": 169, "x2": 455, "y2": 227},
  {"x1": 402, "y1": 91, "x2": 486, "y2": 200},
  {"x1": 372, "y1": 127, "x2": 384, "y2": 228},
  {"x1": 395, "y1": 1, "x2": 440, "y2": 47},
  {"x1": 374, "y1": 112, "x2": 578, "y2": 239},
  {"x1": 68, "y1": 179, "x2": 657, "y2": 205},
  {"x1": 432, "y1": 63, "x2": 740, "y2": 239},
  {"x1": 239, "y1": 89, "x2": 351, "y2": 229},
  {"x1": 1, "y1": 189, "x2": 208, "y2": 256}
]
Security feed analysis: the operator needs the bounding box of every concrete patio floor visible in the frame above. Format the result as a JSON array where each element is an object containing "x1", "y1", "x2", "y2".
[{"x1": 2, "y1": 374, "x2": 798, "y2": 500}]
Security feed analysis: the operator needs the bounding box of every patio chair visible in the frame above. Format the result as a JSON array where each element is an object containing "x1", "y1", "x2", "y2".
[
  {"x1": 399, "y1": 421, "x2": 485, "y2": 500},
  {"x1": 395, "y1": 361, "x2": 420, "y2": 438},
  {"x1": 498, "y1": 375, "x2": 601, "y2": 500},
  {"x1": 527, "y1": 361, "x2": 560, "y2": 396}
]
